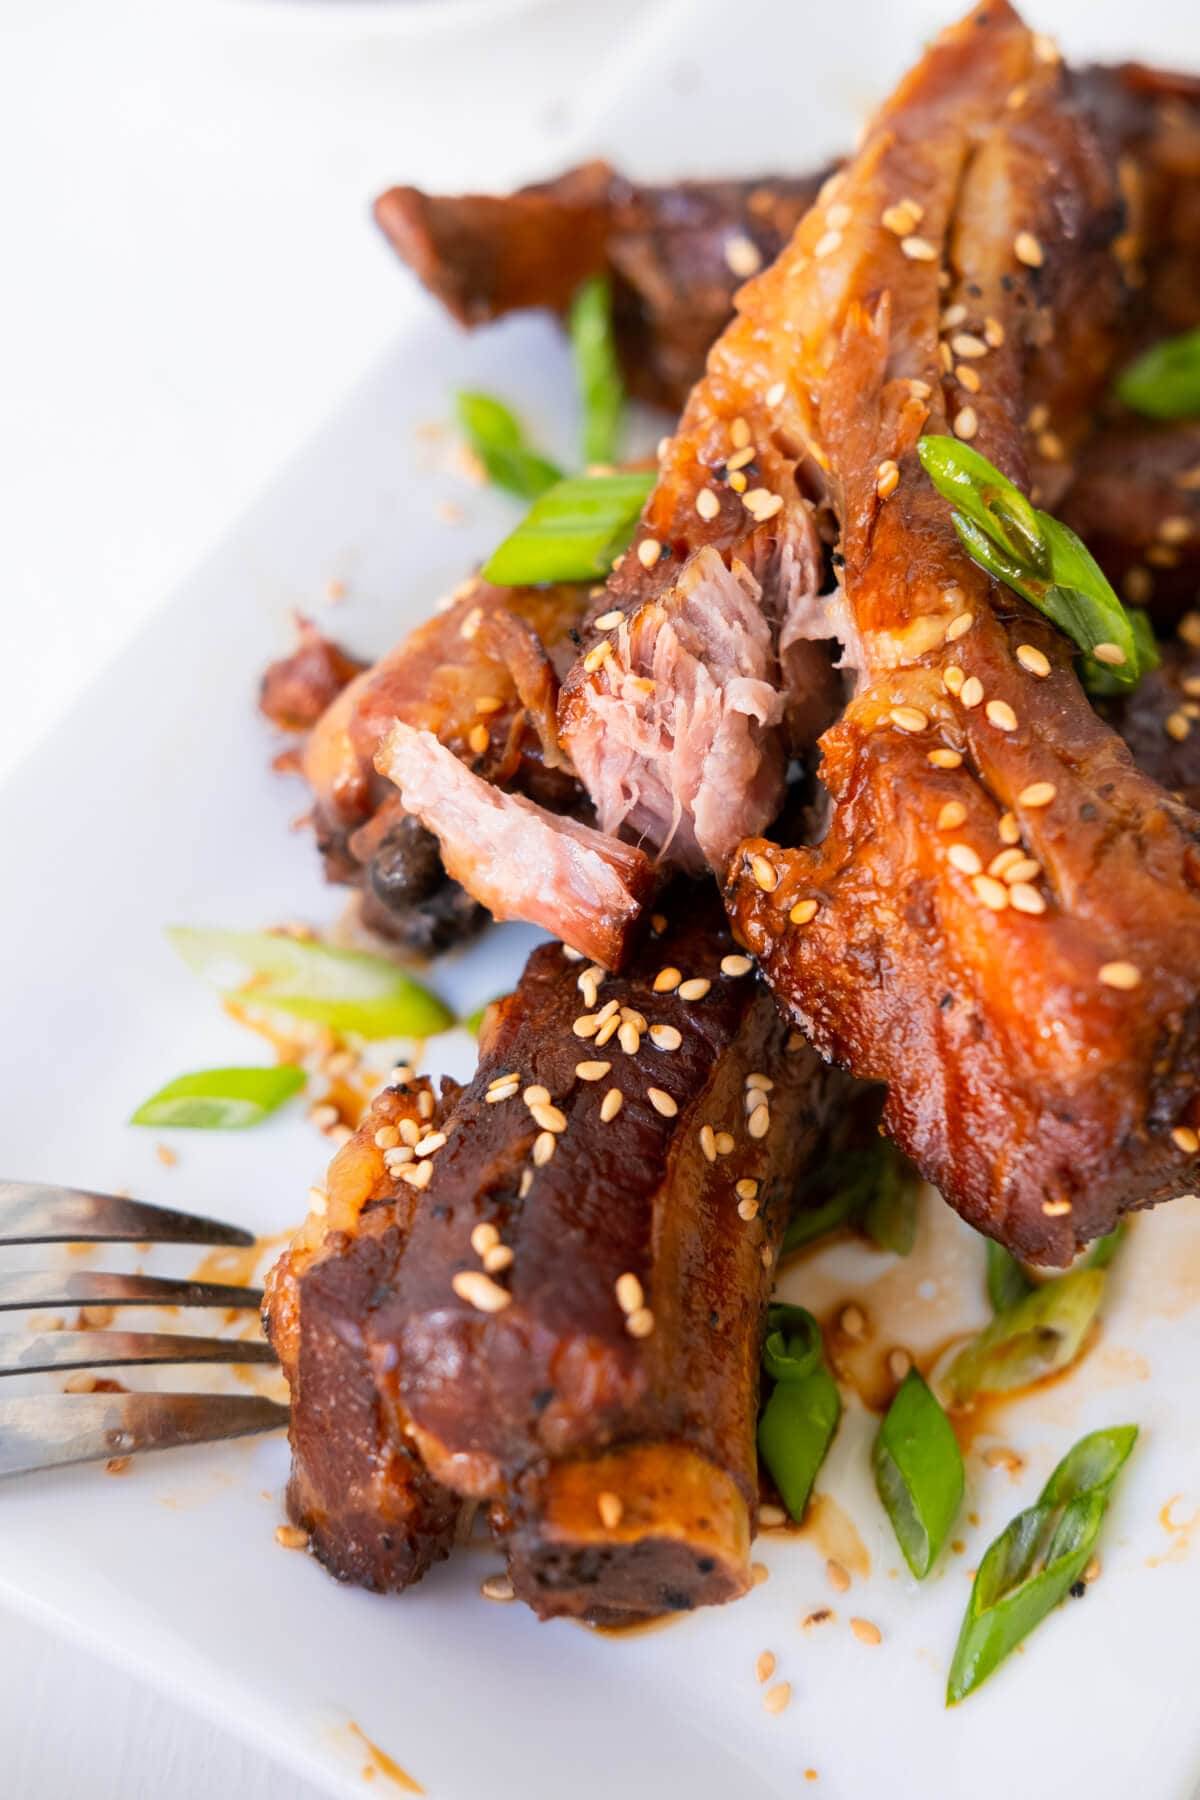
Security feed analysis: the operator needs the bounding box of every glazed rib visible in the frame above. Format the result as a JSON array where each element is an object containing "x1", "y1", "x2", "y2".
[
  {"x1": 376, "y1": 163, "x2": 829, "y2": 410},
  {"x1": 704, "y1": 1, "x2": 1200, "y2": 1262},
  {"x1": 266, "y1": 1079, "x2": 463, "y2": 1589},
  {"x1": 358, "y1": 886, "x2": 836, "y2": 1621}
]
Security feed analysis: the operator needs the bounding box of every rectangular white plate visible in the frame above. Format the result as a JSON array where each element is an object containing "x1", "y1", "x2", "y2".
[{"x1": 2, "y1": 3, "x2": 1199, "y2": 1795}]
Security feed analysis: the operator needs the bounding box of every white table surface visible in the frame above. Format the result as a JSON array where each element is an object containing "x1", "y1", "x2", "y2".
[{"x1": 0, "y1": 1, "x2": 657, "y2": 1793}]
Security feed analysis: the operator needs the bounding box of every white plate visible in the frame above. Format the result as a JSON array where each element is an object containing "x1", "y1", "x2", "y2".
[{"x1": 3, "y1": 3, "x2": 1200, "y2": 1796}]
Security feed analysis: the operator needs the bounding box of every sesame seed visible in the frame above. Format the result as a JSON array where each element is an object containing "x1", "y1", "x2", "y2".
[
  {"x1": 400, "y1": 1117, "x2": 422, "y2": 1144},
  {"x1": 582, "y1": 641, "x2": 611, "y2": 674},
  {"x1": 452, "y1": 1270, "x2": 512, "y2": 1313},
  {"x1": 307, "y1": 1186, "x2": 328, "y2": 1216},
  {"x1": 728, "y1": 470, "x2": 747, "y2": 493},
  {"x1": 943, "y1": 665, "x2": 965, "y2": 696},
  {"x1": 1098, "y1": 961, "x2": 1141, "y2": 990},
  {"x1": 937, "y1": 801, "x2": 968, "y2": 831},
  {"x1": 721, "y1": 953, "x2": 753, "y2": 977},
  {"x1": 471, "y1": 1222, "x2": 499, "y2": 1257},
  {"x1": 973, "y1": 874, "x2": 1010, "y2": 911},
  {"x1": 637, "y1": 537, "x2": 662, "y2": 570},
  {"x1": 901, "y1": 235, "x2": 937, "y2": 261},
  {"x1": 748, "y1": 1104, "x2": 770, "y2": 1139},
  {"x1": 572, "y1": 1014, "x2": 600, "y2": 1039},
  {"x1": 600, "y1": 1088, "x2": 624, "y2": 1123},
  {"x1": 960, "y1": 675, "x2": 984, "y2": 708},
  {"x1": 1172, "y1": 1126, "x2": 1199, "y2": 1154},
  {"x1": 310, "y1": 1101, "x2": 339, "y2": 1130},
  {"x1": 481, "y1": 1573, "x2": 515, "y2": 1602},
  {"x1": 1042, "y1": 1199, "x2": 1073, "y2": 1217},
  {"x1": 746, "y1": 1073, "x2": 773, "y2": 1091},
  {"x1": 468, "y1": 723, "x2": 490, "y2": 756},
  {"x1": 383, "y1": 1147, "x2": 413, "y2": 1171},
  {"x1": 275, "y1": 1524, "x2": 310, "y2": 1551},
  {"x1": 1016, "y1": 643, "x2": 1051, "y2": 678},
  {"x1": 484, "y1": 1078, "x2": 521, "y2": 1106},
  {"x1": 890, "y1": 704, "x2": 929, "y2": 733},
  {"x1": 1037, "y1": 431, "x2": 1065, "y2": 462},
  {"x1": 790, "y1": 898, "x2": 819, "y2": 925},
  {"x1": 715, "y1": 1131, "x2": 735, "y2": 1155},
  {"x1": 766, "y1": 381, "x2": 786, "y2": 406},
  {"x1": 1018, "y1": 781, "x2": 1056, "y2": 808},
  {"x1": 850, "y1": 1618, "x2": 883, "y2": 1646},
  {"x1": 1092, "y1": 642, "x2": 1127, "y2": 667},
  {"x1": 699, "y1": 1124, "x2": 717, "y2": 1162},
  {"x1": 519, "y1": 1169, "x2": 533, "y2": 1198},
  {"x1": 626, "y1": 1307, "x2": 655, "y2": 1339},
  {"x1": 532, "y1": 1131, "x2": 557, "y2": 1166},
  {"x1": 752, "y1": 1562, "x2": 769, "y2": 1587},
  {"x1": 996, "y1": 812, "x2": 1020, "y2": 845},
  {"x1": 988, "y1": 848, "x2": 1024, "y2": 878},
  {"x1": 814, "y1": 229, "x2": 842, "y2": 259},
  {"x1": 562, "y1": 944, "x2": 584, "y2": 962},
  {"x1": 942, "y1": 303, "x2": 968, "y2": 328},
  {"x1": 984, "y1": 317, "x2": 1005, "y2": 347},
  {"x1": 594, "y1": 1015, "x2": 619, "y2": 1048},
  {"x1": 946, "y1": 612, "x2": 974, "y2": 642},
  {"x1": 373, "y1": 1126, "x2": 400, "y2": 1150},
  {"x1": 414, "y1": 1131, "x2": 446, "y2": 1156},
  {"x1": 948, "y1": 843, "x2": 982, "y2": 876},
  {"x1": 953, "y1": 406, "x2": 979, "y2": 441},
  {"x1": 575, "y1": 1061, "x2": 611, "y2": 1085},
  {"x1": 929, "y1": 748, "x2": 964, "y2": 769},
  {"x1": 881, "y1": 198, "x2": 924, "y2": 235},
  {"x1": 1159, "y1": 515, "x2": 1193, "y2": 544},
  {"x1": 523, "y1": 1083, "x2": 552, "y2": 1107},
  {"x1": 648, "y1": 1086, "x2": 678, "y2": 1118},
  {"x1": 1028, "y1": 403, "x2": 1049, "y2": 431},
  {"x1": 888, "y1": 1348, "x2": 913, "y2": 1381},
  {"x1": 679, "y1": 977, "x2": 712, "y2": 1001},
  {"x1": 696, "y1": 487, "x2": 720, "y2": 521},
  {"x1": 1014, "y1": 231, "x2": 1043, "y2": 267},
  {"x1": 400, "y1": 1160, "x2": 434, "y2": 1190},
  {"x1": 484, "y1": 1244, "x2": 514, "y2": 1274},
  {"x1": 876, "y1": 459, "x2": 900, "y2": 499},
  {"x1": 1084, "y1": 1556, "x2": 1102, "y2": 1584},
  {"x1": 826, "y1": 1559, "x2": 851, "y2": 1593},
  {"x1": 763, "y1": 1683, "x2": 792, "y2": 1716},
  {"x1": 826, "y1": 203, "x2": 852, "y2": 230},
  {"x1": 756, "y1": 1650, "x2": 777, "y2": 1684},
  {"x1": 1008, "y1": 882, "x2": 1046, "y2": 915},
  {"x1": 956, "y1": 365, "x2": 981, "y2": 394},
  {"x1": 724, "y1": 232, "x2": 763, "y2": 277},
  {"x1": 743, "y1": 488, "x2": 784, "y2": 522},
  {"x1": 474, "y1": 694, "x2": 503, "y2": 716},
  {"x1": 986, "y1": 699, "x2": 1019, "y2": 732},
  {"x1": 1166, "y1": 712, "x2": 1192, "y2": 742},
  {"x1": 595, "y1": 609, "x2": 624, "y2": 630},
  {"x1": 839, "y1": 1303, "x2": 866, "y2": 1340},
  {"x1": 530, "y1": 1102, "x2": 567, "y2": 1135},
  {"x1": 1002, "y1": 857, "x2": 1040, "y2": 885},
  {"x1": 731, "y1": 417, "x2": 751, "y2": 449},
  {"x1": 803, "y1": 1609, "x2": 832, "y2": 1629},
  {"x1": 618, "y1": 1021, "x2": 641, "y2": 1056},
  {"x1": 597, "y1": 1490, "x2": 624, "y2": 1529},
  {"x1": 750, "y1": 854, "x2": 779, "y2": 892},
  {"x1": 736, "y1": 1178, "x2": 760, "y2": 1202},
  {"x1": 952, "y1": 332, "x2": 988, "y2": 359},
  {"x1": 653, "y1": 966, "x2": 681, "y2": 993},
  {"x1": 737, "y1": 1196, "x2": 759, "y2": 1221},
  {"x1": 1032, "y1": 30, "x2": 1060, "y2": 62},
  {"x1": 650, "y1": 1023, "x2": 682, "y2": 1051},
  {"x1": 726, "y1": 445, "x2": 756, "y2": 472},
  {"x1": 615, "y1": 1272, "x2": 644, "y2": 1314}
]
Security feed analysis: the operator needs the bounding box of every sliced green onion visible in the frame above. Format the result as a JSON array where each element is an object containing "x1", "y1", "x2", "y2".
[
  {"x1": 456, "y1": 391, "x2": 562, "y2": 501},
  {"x1": 1085, "y1": 1223, "x2": 1127, "y2": 1271},
  {"x1": 985, "y1": 1239, "x2": 1034, "y2": 1314},
  {"x1": 481, "y1": 470, "x2": 655, "y2": 586},
  {"x1": 570, "y1": 276, "x2": 624, "y2": 466},
  {"x1": 918, "y1": 435, "x2": 1148, "y2": 688},
  {"x1": 129, "y1": 1065, "x2": 305, "y2": 1130},
  {"x1": 757, "y1": 1362, "x2": 841, "y2": 1525},
  {"x1": 761, "y1": 1303, "x2": 822, "y2": 1384},
  {"x1": 874, "y1": 1369, "x2": 964, "y2": 1578},
  {"x1": 947, "y1": 1425, "x2": 1137, "y2": 1702},
  {"x1": 1115, "y1": 327, "x2": 1200, "y2": 420},
  {"x1": 783, "y1": 1141, "x2": 919, "y2": 1256},
  {"x1": 946, "y1": 1267, "x2": 1105, "y2": 1405},
  {"x1": 169, "y1": 927, "x2": 453, "y2": 1041}
]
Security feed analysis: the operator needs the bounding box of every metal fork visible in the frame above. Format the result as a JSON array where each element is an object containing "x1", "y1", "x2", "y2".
[{"x1": 0, "y1": 1181, "x2": 288, "y2": 1477}]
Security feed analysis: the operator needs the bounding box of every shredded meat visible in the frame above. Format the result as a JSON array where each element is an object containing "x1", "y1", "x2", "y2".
[{"x1": 260, "y1": 618, "x2": 366, "y2": 733}]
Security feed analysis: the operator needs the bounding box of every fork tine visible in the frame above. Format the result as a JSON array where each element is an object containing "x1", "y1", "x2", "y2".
[
  {"x1": 0, "y1": 1182, "x2": 256, "y2": 1247},
  {"x1": 0, "y1": 1393, "x2": 289, "y2": 1476},
  {"x1": 0, "y1": 1332, "x2": 277, "y2": 1375},
  {"x1": 0, "y1": 1271, "x2": 264, "y2": 1313}
]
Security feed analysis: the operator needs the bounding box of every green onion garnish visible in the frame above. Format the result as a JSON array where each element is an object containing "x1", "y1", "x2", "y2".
[
  {"x1": 569, "y1": 276, "x2": 624, "y2": 466},
  {"x1": 456, "y1": 391, "x2": 563, "y2": 501},
  {"x1": 947, "y1": 1266, "x2": 1105, "y2": 1405},
  {"x1": 169, "y1": 927, "x2": 453, "y2": 1041},
  {"x1": 481, "y1": 470, "x2": 655, "y2": 587},
  {"x1": 1085, "y1": 1223, "x2": 1127, "y2": 1270},
  {"x1": 985, "y1": 1239, "x2": 1034, "y2": 1314},
  {"x1": 873, "y1": 1368, "x2": 964, "y2": 1578},
  {"x1": 756, "y1": 1303, "x2": 841, "y2": 1523},
  {"x1": 129, "y1": 1065, "x2": 305, "y2": 1130},
  {"x1": 1115, "y1": 326, "x2": 1200, "y2": 420},
  {"x1": 947, "y1": 1424, "x2": 1138, "y2": 1703},
  {"x1": 917, "y1": 435, "x2": 1151, "y2": 689},
  {"x1": 783, "y1": 1140, "x2": 920, "y2": 1257}
]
